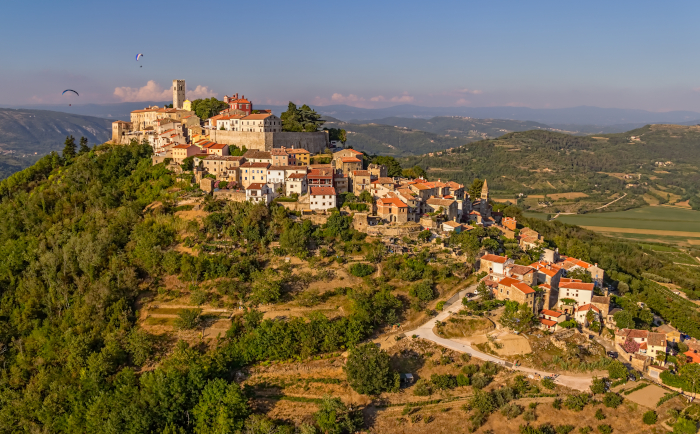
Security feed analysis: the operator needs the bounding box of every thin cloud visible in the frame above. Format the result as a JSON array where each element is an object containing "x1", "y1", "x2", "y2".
[
  {"x1": 456, "y1": 88, "x2": 483, "y2": 95},
  {"x1": 455, "y1": 98, "x2": 471, "y2": 106},
  {"x1": 390, "y1": 92, "x2": 414, "y2": 103},
  {"x1": 113, "y1": 80, "x2": 216, "y2": 102}
]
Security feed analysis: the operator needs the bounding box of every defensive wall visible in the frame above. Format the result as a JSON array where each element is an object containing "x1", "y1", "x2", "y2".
[{"x1": 206, "y1": 130, "x2": 328, "y2": 153}]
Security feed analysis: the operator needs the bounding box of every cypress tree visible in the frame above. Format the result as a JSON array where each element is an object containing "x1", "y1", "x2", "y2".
[{"x1": 62, "y1": 135, "x2": 76, "y2": 160}]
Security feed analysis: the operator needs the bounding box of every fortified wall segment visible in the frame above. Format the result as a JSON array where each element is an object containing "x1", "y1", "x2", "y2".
[{"x1": 206, "y1": 130, "x2": 328, "y2": 153}]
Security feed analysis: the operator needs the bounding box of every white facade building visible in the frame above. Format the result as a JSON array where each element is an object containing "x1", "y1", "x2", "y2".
[{"x1": 309, "y1": 186, "x2": 337, "y2": 211}]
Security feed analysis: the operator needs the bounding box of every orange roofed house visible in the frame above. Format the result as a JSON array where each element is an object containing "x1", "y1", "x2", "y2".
[
  {"x1": 479, "y1": 254, "x2": 514, "y2": 276},
  {"x1": 376, "y1": 197, "x2": 408, "y2": 224},
  {"x1": 495, "y1": 277, "x2": 537, "y2": 313},
  {"x1": 309, "y1": 186, "x2": 337, "y2": 211},
  {"x1": 539, "y1": 309, "x2": 565, "y2": 332}
]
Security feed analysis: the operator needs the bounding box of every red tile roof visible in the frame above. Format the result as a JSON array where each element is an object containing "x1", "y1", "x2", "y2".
[
  {"x1": 246, "y1": 183, "x2": 266, "y2": 190},
  {"x1": 241, "y1": 162, "x2": 270, "y2": 168},
  {"x1": 481, "y1": 254, "x2": 508, "y2": 264},
  {"x1": 513, "y1": 282, "x2": 535, "y2": 295},
  {"x1": 310, "y1": 186, "x2": 337, "y2": 196},
  {"x1": 498, "y1": 277, "x2": 520, "y2": 287},
  {"x1": 577, "y1": 304, "x2": 600, "y2": 313},
  {"x1": 540, "y1": 318, "x2": 557, "y2": 327},
  {"x1": 540, "y1": 309, "x2": 563, "y2": 318},
  {"x1": 241, "y1": 113, "x2": 274, "y2": 120},
  {"x1": 559, "y1": 282, "x2": 595, "y2": 291},
  {"x1": 377, "y1": 198, "x2": 408, "y2": 208},
  {"x1": 341, "y1": 157, "x2": 362, "y2": 163},
  {"x1": 352, "y1": 170, "x2": 370, "y2": 176}
]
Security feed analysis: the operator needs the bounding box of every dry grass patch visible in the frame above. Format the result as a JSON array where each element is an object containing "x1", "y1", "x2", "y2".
[{"x1": 436, "y1": 316, "x2": 494, "y2": 339}]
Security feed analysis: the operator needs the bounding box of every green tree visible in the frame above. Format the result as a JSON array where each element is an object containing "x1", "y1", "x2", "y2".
[
  {"x1": 370, "y1": 156, "x2": 403, "y2": 177},
  {"x1": 499, "y1": 301, "x2": 537, "y2": 332},
  {"x1": 181, "y1": 156, "x2": 195, "y2": 171},
  {"x1": 62, "y1": 135, "x2": 76, "y2": 160},
  {"x1": 78, "y1": 136, "x2": 90, "y2": 154},
  {"x1": 190, "y1": 97, "x2": 228, "y2": 120},
  {"x1": 673, "y1": 417, "x2": 697, "y2": 434},
  {"x1": 281, "y1": 102, "x2": 324, "y2": 132},
  {"x1": 469, "y1": 178, "x2": 484, "y2": 201},
  {"x1": 590, "y1": 378, "x2": 607, "y2": 394},
  {"x1": 607, "y1": 360, "x2": 628, "y2": 380},
  {"x1": 345, "y1": 343, "x2": 399, "y2": 395},
  {"x1": 679, "y1": 363, "x2": 700, "y2": 397},
  {"x1": 175, "y1": 309, "x2": 201, "y2": 330},
  {"x1": 192, "y1": 378, "x2": 249, "y2": 434},
  {"x1": 642, "y1": 410, "x2": 657, "y2": 425},
  {"x1": 613, "y1": 310, "x2": 635, "y2": 329},
  {"x1": 602, "y1": 392, "x2": 623, "y2": 408},
  {"x1": 313, "y1": 395, "x2": 363, "y2": 434}
]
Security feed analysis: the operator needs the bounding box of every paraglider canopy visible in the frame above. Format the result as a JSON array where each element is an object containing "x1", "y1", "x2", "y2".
[
  {"x1": 136, "y1": 53, "x2": 144, "y2": 61},
  {"x1": 62, "y1": 89, "x2": 79, "y2": 96}
]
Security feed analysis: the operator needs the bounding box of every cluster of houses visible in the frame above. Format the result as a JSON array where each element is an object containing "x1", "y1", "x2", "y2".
[{"x1": 478, "y1": 248, "x2": 610, "y2": 329}]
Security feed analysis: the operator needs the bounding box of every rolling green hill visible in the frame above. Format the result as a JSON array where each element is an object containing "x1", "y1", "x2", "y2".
[
  {"x1": 323, "y1": 116, "x2": 558, "y2": 156},
  {"x1": 400, "y1": 125, "x2": 700, "y2": 214}
]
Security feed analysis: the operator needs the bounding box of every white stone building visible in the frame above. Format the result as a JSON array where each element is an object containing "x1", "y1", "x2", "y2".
[{"x1": 309, "y1": 186, "x2": 337, "y2": 211}]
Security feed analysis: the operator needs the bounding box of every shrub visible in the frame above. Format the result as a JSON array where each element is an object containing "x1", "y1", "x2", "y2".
[
  {"x1": 436, "y1": 301, "x2": 446, "y2": 311},
  {"x1": 461, "y1": 353, "x2": 472, "y2": 363},
  {"x1": 529, "y1": 402, "x2": 538, "y2": 409},
  {"x1": 462, "y1": 364, "x2": 479, "y2": 376},
  {"x1": 501, "y1": 403, "x2": 523, "y2": 419},
  {"x1": 552, "y1": 398, "x2": 562, "y2": 410},
  {"x1": 481, "y1": 361, "x2": 500, "y2": 376},
  {"x1": 565, "y1": 394, "x2": 590, "y2": 411},
  {"x1": 349, "y1": 263, "x2": 375, "y2": 277},
  {"x1": 590, "y1": 378, "x2": 607, "y2": 394},
  {"x1": 409, "y1": 280, "x2": 435, "y2": 301},
  {"x1": 413, "y1": 379, "x2": 432, "y2": 396},
  {"x1": 542, "y1": 378, "x2": 556, "y2": 390},
  {"x1": 607, "y1": 360, "x2": 628, "y2": 380},
  {"x1": 556, "y1": 425, "x2": 575, "y2": 434},
  {"x1": 190, "y1": 289, "x2": 208, "y2": 306},
  {"x1": 642, "y1": 410, "x2": 657, "y2": 425},
  {"x1": 595, "y1": 409, "x2": 605, "y2": 420},
  {"x1": 430, "y1": 374, "x2": 457, "y2": 390},
  {"x1": 597, "y1": 424, "x2": 612, "y2": 434},
  {"x1": 175, "y1": 309, "x2": 201, "y2": 329},
  {"x1": 602, "y1": 392, "x2": 623, "y2": 409},
  {"x1": 522, "y1": 409, "x2": 536, "y2": 422},
  {"x1": 579, "y1": 427, "x2": 592, "y2": 434},
  {"x1": 456, "y1": 373, "x2": 470, "y2": 387},
  {"x1": 470, "y1": 373, "x2": 491, "y2": 389},
  {"x1": 673, "y1": 416, "x2": 697, "y2": 434}
]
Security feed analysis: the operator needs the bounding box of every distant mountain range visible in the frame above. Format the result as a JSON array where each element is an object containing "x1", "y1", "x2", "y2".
[
  {"x1": 0, "y1": 107, "x2": 113, "y2": 179},
  {"x1": 7, "y1": 102, "x2": 700, "y2": 131}
]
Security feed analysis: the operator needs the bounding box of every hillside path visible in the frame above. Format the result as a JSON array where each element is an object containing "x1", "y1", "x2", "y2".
[
  {"x1": 596, "y1": 193, "x2": 627, "y2": 210},
  {"x1": 405, "y1": 286, "x2": 594, "y2": 391}
]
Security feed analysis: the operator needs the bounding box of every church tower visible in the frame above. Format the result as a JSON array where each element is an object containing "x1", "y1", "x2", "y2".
[
  {"x1": 173, "y1": 79, "x2": 185, "y2": 109},
  {"x1": 480, "y1": 179, "x2": 491, "y2": 217}
]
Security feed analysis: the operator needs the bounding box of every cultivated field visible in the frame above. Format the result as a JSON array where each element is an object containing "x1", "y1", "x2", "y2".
[{"x1": 555, "y1": 206, "x2": 700, "y2": 246}]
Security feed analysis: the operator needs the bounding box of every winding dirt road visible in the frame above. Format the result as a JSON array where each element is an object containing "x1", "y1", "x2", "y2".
[{"x1": 406, "y1": 286, "x2": 594, "y2": 391}]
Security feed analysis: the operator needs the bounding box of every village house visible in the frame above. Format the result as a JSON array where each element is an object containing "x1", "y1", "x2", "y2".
[
  {"x1": 197, "y1": 155, "x2": 245, "y2": 180},
  {"x1": 240, "y1": 162, "x2": 270, "y2": 188},
  {"x1": 425, "y1": 197, "x2": 458, "y2": 221},
  {"x1": 350, "y1": 170, "x2": 372, "y2": 194},
  {"x1": 504, "y1": 264, "x2": 537, "y2": 286},
  {"x1": 539, "y1": 309, "x2": 565, "y2": 332},
  {"x1": 245, "y1": 183, "x2": 274, "y2": 205},
  {"x1": 479, "y1": 254, "x2": 513, "y2": 276},
  {"x1": 238, "y1": 113, "x2": 283, "y2": 132},
  {"x1": 376, "y1": 197, "x2": 409, "y2": 223},
  {"x1": 655, "y1": 324, "x2": 682, "y2": 344},
  {"x1": 557, "y1": 281, "x2": 594, "y2": 313},
  {"x1": 495, "y1": 277, "x2": 537, "y2": 313},
  {"x1": 442, "y1": 221, "x2": 464, "y2": 234},
  {"x1": 368, "y1": 163, "x2": 387, "y2": 178},
  {"x1": 271, "y1": 148, "x2": 296, "y2": 166},
  {"x1": 530, "y1": 262, "x2": 563, "y2": 288},
  {"x1": 285, "y1": 173, "x2": 307, "y2": 196},
  {"x1": 574, "y1": 304, "x2": 601, "y2": 327},
  {"x1": 590, "y1": 295, "x2": 611, "y2": 318},
  {"x1": 242, "y1": 150, "x2": 273, "y2": 164},
  {"x1": 171, "y1": 144, "x2": 199, "y2": 164},
  {"x1": 309, "y1": 186, "x2": 337, "y2": 211},
  {"x1": 287, "y1": 148, "x2": 311, "y2": 166},
  {"x1": 503, "y1": 217, "x2": 517, "y2": 231}
]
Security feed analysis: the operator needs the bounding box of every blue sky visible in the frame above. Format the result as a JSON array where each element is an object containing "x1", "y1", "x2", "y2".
[{"x1": 3, "y1": 0, "x2": 700, "y2": 111}]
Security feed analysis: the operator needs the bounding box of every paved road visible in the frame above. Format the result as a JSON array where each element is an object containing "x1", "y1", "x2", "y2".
[{"x1": 406, "y1": 286, "x2": 594, "y2": 391}]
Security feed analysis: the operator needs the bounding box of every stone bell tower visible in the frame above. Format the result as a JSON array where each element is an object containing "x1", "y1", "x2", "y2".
[{"x1": 173, "y1": 79, "x2": 185, "y2": 109}]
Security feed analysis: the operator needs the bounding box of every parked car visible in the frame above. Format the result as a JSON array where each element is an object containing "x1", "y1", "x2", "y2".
[{"x1": 607, "y1": 351, "x2": 618, "y2": 359}]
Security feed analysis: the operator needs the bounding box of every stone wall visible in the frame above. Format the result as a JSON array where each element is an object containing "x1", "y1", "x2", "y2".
[
  {"x1": 205, "y1": 130, "x2": 328, "y2": 153},
  {"x1": 273, "y1": 132, "x2": 328, "y2": 154},
  {"x1": 213, "y1": 190, "x2": 246, "y2": 202}
]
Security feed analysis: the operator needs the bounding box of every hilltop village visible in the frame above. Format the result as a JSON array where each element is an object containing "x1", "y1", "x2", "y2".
[{"x1": 109, "y1": 79, "x2": 687, "y2": 380}]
